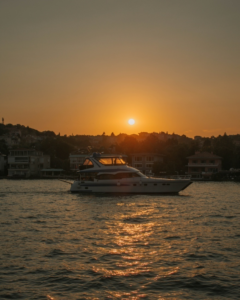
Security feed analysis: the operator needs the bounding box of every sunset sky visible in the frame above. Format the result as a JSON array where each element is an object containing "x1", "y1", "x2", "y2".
[{"x1": 1, "y1": 0, "x2": 240, "y2": 137}]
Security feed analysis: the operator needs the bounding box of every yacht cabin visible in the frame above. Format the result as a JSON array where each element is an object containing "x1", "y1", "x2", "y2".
[{"x1": 78, "y1": 153, "x2": 146, "y2": 181}]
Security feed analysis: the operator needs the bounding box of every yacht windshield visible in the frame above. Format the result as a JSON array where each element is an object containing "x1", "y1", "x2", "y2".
[
  {"x1": 83, "y1": 159, "x2": 93, "y2": 166},
  {"x1": 79, "y1": 158, "x2": 94, "y2": 170},
  {"x1": 97, "y1": 157, "x2": 126, "y2": 165}
]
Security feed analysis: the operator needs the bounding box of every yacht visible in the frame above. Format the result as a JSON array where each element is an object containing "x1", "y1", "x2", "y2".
[{"x1": 70, "y1": 153, "x2": 192, "y2": 194}]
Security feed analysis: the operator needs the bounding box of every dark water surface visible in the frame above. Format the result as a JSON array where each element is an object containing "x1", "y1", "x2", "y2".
[{"x1": 0, "y1": 180, "x2": 240, "y2": 300}]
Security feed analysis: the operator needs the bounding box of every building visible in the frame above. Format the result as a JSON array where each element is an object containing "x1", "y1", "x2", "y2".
[
  {"x1": 187, "y1": 152, "x2": 222, "y2": 179},
  {"x1": 8, "y1": 149, "x2": 50, "y2": 177},
  {"x1": 0, "y1": 153, "x2": 7, "y2": 175},
  {"x1": 131, "y1": 153, "x2": 163, "y2": 174}
]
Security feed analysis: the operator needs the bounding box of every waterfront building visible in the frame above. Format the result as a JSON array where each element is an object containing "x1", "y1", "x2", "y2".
[
  {"x1": 186, "y1": 152, "x2": 222, "y2": 179},
  {"x1": 8, "y1": 149, "x2": 50, "y2": 177},
  {"x1": 131, "y1": 153, "x2": 163, "y2": 174}
]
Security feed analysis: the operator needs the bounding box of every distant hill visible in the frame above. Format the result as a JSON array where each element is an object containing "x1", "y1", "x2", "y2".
[{"x1": 0, "y1": 123, "x2": 56, "y2": 137}]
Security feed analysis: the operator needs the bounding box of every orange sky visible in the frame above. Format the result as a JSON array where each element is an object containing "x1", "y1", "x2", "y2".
[{"x1": 1, "y1": 0, "x2": 240, "y2": 137}]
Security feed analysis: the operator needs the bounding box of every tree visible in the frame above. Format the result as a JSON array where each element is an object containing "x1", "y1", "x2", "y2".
[
  {"x1": 141, "y1": 134, "x2": 159, "y2": 152},
  {"x1": 118, "y1": 136, "x2": 139, "y2": 154},
  {"x1": 212, "y1": 133, "x2": 235, "y2": 170}
]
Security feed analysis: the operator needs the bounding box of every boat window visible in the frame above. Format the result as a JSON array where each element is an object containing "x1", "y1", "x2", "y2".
[
  {"x1": 96, "y1": 174, "x2": 115, "y2": 180},
  {"x1": 79, "y1": 158, "x2": 94, "y2": 170},
  {"x1": 114, "y1": 158, "x2": 126, "y2": 165},
  {"x1": 83, "y1": 159, "x2": 93, "y2": 166},
  {"x1": 114, "y1": 173, "x2": 132, "y2": 179},
  {"x1": 98, "y1": 158, "x2": 113, "y2": 165},
  {"x1": 97, "y1": 157, "x2": 126, "y2": 165}
]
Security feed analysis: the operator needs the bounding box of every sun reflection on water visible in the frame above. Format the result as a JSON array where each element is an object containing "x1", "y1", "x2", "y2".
[{"x1": 90, "y1": 204, "x2": 160, "y2": 299}]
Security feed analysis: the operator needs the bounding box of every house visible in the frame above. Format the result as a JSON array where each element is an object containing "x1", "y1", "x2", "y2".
[
  {"x1": 8, "y1": 149, "x2": 50, "y2": 177},
  {"x1": 186, "y1": 152, "x2": 222, "y2": 179},
  {"x1": 131, "y1": 153, "x2": 163, "y2": 174}
]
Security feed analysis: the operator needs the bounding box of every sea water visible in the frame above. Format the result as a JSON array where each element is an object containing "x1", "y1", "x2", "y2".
[{"x1": 0, "y1": 180, "x2": 240, "y2": 299}]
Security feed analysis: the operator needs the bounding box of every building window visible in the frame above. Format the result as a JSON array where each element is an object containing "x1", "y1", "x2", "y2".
[
  {"x1": 146, "y1": 163, "x2": 153, "y2": 168},
  {"x1": 134, "y1": 163, "x2": 142, "y2": 168},
  {"x1": 15, "y1": 157, "x2": 29, "y2": 162},
  {"x1": 146, "y1": 156, "x2": 154, "y2": 162},
  {"x1": 135, "y1": 157, "x2": 142, "y2": 161}
]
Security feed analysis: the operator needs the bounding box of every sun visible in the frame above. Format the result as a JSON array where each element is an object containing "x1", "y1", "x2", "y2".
[{"x1": 128, "y1": 119, "x2": 135, "y2": 125}]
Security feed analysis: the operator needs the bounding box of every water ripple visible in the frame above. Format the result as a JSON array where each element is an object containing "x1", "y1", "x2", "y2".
[{"x1": 0, "y1": 180, "x2": 240, "y2": 299}]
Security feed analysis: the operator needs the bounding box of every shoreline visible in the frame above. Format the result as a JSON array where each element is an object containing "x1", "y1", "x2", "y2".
[{"x1": 1, "y1": 176, "x2": 240, "y2": 182}]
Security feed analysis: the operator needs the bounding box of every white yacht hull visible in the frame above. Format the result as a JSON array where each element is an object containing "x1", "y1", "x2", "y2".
[{"x1": 70, "y1": 178, "x2": 192, "y2": 194}]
